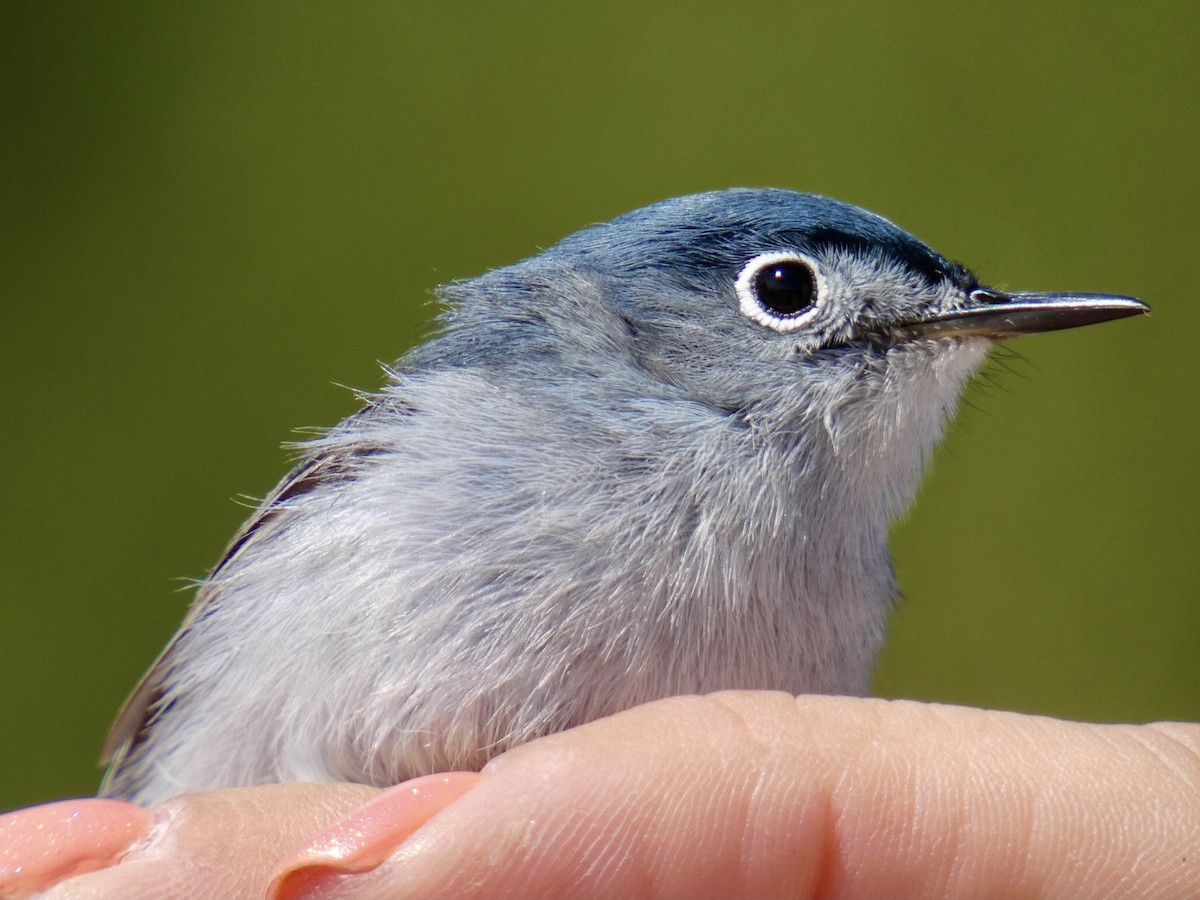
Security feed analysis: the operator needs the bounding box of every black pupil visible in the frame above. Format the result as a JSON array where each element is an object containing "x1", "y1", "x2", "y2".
[{"x1": 753, "y1": 261, "x2": 816, "y2": 317}]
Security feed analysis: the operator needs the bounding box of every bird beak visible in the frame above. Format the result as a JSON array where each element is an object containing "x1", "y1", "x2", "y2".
[{"x1": 903, "y1": 289, "x2": 1150, "y2": 340}]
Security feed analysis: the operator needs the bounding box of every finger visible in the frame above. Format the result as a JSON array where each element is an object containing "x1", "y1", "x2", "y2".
[
  {"x1": 35, "y1": 783, "x2": 378, "y2": 900},
  {"x1": 0, "y1": 799, "x2": 153, "y2": 899},
  {"x1": 267, "y1": 772, "x2": 484, "y2": 899},
  {"x1": 301, "y1": 693, "x2": 1200, "y2": 899}
]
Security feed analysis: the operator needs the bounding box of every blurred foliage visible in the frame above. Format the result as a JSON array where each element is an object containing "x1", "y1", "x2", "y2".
[{"x1": 2, "y1": 2, "x2": 1197, "y2": 811}]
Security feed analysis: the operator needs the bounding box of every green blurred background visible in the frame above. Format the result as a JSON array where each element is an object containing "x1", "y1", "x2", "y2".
[{"x1": 3, "y1": 3, "x2": 1197, "y2": 812}]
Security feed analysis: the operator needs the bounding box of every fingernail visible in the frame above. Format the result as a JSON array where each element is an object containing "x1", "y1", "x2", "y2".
[
  {"x1": 266, "y1": 772, "x2": 483, "y2": 900},
  {"x1": 0, "y1": 798, "x2": 154, "y2": 899}
]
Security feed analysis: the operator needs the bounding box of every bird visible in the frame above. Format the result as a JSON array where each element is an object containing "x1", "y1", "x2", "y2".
[{"x1": 99, "y1": 188, "x2": 1148, "y2": 806}]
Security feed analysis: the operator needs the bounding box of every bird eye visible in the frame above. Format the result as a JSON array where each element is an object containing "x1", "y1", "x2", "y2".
[{"x1": 735, "y1": 252, "x2": 823, "y2": 332}]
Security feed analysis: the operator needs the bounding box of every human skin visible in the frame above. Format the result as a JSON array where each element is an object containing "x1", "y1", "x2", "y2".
[{"x1": 2, "y1": 693, "x2": 1198, "y2": 899}]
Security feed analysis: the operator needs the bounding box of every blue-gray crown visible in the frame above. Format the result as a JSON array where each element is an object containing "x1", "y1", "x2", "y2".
[{"x1": 541, "y1": 188, "x2": 977, "y2": 291}]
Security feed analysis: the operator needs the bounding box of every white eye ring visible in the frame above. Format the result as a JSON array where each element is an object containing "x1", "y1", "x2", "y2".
[{"x1": 735, "y1": 251, "x2": 826, "y2": 333}]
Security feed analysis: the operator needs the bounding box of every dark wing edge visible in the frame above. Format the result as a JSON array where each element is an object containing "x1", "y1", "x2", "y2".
[{"x1": 98, "y1": 444, "x2": 381, "y2": 785}]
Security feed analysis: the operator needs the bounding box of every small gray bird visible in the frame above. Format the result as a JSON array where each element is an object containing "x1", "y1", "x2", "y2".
[{"x1": 100, "y1": 189, "x2": 1147, "y2": 805}]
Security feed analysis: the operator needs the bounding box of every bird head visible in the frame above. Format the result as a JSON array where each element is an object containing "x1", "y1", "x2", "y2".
[{"x1": 430, "y1": 189, "x2": 1145, "y2": 511}]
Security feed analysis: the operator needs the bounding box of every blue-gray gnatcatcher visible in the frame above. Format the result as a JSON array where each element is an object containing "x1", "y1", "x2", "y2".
[{"x1": 99, "y1": 189, "x2": 1148, "y2": 805}]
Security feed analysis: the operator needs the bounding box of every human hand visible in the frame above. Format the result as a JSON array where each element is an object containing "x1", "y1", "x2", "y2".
[{"x1": 3, "y1": 692, "x2": 1197, "y2": 899}]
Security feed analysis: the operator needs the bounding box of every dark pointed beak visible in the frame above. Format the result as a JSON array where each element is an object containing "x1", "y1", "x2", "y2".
[{"x1": 904, "y1": 289, "x2": 1150, "y2": 339}]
